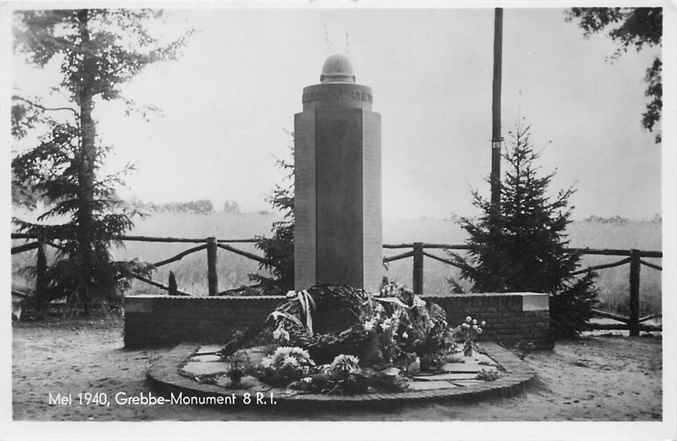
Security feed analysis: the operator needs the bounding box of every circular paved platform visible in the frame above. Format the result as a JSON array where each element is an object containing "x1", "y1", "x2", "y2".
[{"x1": 146, "y1": 342, "x2": 536, "y2": 409}]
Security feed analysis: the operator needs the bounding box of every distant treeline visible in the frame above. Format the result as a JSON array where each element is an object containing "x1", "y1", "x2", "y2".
[
  {"x1": 450, "y1": 214, "x2": 661, "y2": 225},
  {"x1": 582, "y1": 214, "x2": 662, "y2": 224},
  {"x1": 128, "y1": 199, "x2": 215, "y2": 215},
  {"x1": 127, "y1": 199, "x2": 250, "y2": 215},
  {"x1": 123, "y1": 199, "x2": 661, "y2": 223}
]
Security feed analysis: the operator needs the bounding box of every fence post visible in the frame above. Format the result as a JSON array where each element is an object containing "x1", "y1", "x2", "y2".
[
  {"x1": 207, "y1": 237, "x2": 218, "y2": 296},
  {"x1": 628, "y1": 249, "x2": 640, "y2": 336},
  {"x1": 168, "y1": 271, "x2": 178, "y2": 296},
  {"x1": 412, "y1": 242, "x2": 424, "y2": 294},
  {"x1": 35, "y1": 236, "x2": 48, "y2": 314}
]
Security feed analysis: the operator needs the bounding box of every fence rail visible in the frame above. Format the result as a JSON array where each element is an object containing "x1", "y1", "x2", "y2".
[{"x1": 11, "y1": 233, "x2": 662, "y2": 335}]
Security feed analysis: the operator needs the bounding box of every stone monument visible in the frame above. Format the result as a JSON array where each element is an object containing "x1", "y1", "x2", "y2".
[{"x1": 294, "y1": 54, "x2": 382, "y2": 292}]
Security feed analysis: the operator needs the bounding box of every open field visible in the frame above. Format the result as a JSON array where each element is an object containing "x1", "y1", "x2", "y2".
[
  {"x1": 12, "y1": 212, "x2": 662, "y2": 314},
  {"x1": 12, "y1": 318, "x2": 661, "y2": 421}
]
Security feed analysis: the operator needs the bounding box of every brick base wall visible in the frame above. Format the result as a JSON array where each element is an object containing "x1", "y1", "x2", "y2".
[
  {"x1": 424, "y1": 293, "x2": 552, "y2": 349},
  {"x1": 123, "y1": 292, "x2": 552, "y2": 349},
  {"x1": 123, "y1": 296, "x2": 283, "y2": 349}
]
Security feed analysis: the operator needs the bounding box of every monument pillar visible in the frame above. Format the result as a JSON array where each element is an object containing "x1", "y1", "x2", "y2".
[{"x1": 294, "y1": 54, "x2": 382, "y2": 292}]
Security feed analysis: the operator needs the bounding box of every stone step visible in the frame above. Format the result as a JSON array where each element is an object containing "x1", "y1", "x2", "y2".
[
  {"x1": 190, "y1": 354, "x2": 222, "y2": 362},
  {"x1": 182, "y1": 361, "x2": 231, "y2": 377},
  {"x1": 196, "y1": 345, "x2": 224, "y2": 354},
  {"x1": 413, "y1": 373, "x2": 479, "y2": 381},
  {"x1": 407, "y1": 380, "x2": 458, "y2": 391}
]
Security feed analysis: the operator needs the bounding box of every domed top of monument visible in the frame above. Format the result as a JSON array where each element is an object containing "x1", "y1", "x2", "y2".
[{"x1": 320, "y1": 54, "x2": 356, "y2": 83}]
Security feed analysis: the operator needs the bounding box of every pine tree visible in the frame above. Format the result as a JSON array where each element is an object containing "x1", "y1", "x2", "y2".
[
  {"x1": 11, "y1": 9, "x2": 191, "y2": 313},
  {"x1": 251, "y1": 138, "x2": 295, "y2": 292},
  {"x1": 449, "y1": 123, "x2": 598, "y2": 338}
]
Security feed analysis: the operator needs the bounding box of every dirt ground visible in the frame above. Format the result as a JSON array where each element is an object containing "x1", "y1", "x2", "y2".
[{"x1": 12, "y1": 318, "x2": 662, "y2": 421}]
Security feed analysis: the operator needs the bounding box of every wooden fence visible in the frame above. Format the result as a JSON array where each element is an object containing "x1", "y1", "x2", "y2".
[
  {"x1": 11, "y1": 233, "x2": 662, "y2": 336},
  {"x1": 385, "y1": 242, "x2": 662, "y2": 336}
]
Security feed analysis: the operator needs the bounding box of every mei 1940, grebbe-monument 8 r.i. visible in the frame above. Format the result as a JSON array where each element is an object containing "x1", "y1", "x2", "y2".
[{"x1": 294, "y1": 54, "x2": 382, "y2": 292}]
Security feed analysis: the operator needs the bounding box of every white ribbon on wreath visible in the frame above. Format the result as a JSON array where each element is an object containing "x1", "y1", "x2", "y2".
[{"x1": 280, "y1": 289, "x2": 315, "y2": 336}]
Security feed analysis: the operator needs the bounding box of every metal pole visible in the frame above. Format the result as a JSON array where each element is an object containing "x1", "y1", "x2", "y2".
[{"x1": 491, "y1": 7, "x2": 504, "y2": 210}]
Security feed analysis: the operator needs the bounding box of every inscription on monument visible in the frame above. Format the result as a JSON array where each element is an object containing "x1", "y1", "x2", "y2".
[{"x1": 302, "y1": 89, "x2": 373, "y2": 104}]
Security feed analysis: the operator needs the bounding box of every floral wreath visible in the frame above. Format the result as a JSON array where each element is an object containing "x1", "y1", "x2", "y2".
[{"x1": 265, "y1": 283, "x2": 451, "y2": 366}]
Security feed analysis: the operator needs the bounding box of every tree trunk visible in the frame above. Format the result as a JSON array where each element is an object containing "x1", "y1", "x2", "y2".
[
  {"x1": 35, "y1": 235, "x2": 48, "y2": 318},
  {"x1": 76, "y1": 9, "x2": 96, "y2": 316}
]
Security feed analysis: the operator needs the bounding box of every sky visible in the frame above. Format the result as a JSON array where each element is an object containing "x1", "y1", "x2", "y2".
[{"x1": 12, "y1": 8, "x2": 662, "y2": 221}]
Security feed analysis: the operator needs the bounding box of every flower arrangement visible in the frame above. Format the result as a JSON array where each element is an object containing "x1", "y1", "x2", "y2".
[
  {"x1": 272, "y1": 323, "x2": 290, "y2": 343},
  {"x1": 255, "y1": 346, "x2": 316, "y2": 386},
  {"x1": 240, "y1": 284, "x2": 488, "y2": 394},
  {"x1": 326, "y1": 354, "x2": 360, "y2": 376},
  {"x1": 361, "y1": 295, "x2": 425, "y2": 368},
  {"x1": 265, "y1": 285, "x2": 377, "y2": 363},
  {"x1": 226, "y1": 351, "x2": 250, "y2": 386},
  {"x1": 379, "y1": 285, "x2": 456, "y2": 370},
  {"x1": 289, "y1": 354, "x2": 408, "y2": 395},
  {"x1": 262, "y1": 284, "x2": 453, "y2": 372},
  {"x1": 458, "y1": 316, "x2": 487, "y2": 357},
  {"x1": 476, "y1": 368, "x2": 499, "y2": 381},
  {"x1": 379, "y1": 281, "x2": 405, "y2": 297}
]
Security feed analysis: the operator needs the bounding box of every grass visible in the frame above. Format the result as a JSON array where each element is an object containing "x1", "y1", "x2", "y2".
[{"x1": 12, "y1": 212, "x2": 662, "y2": 315}]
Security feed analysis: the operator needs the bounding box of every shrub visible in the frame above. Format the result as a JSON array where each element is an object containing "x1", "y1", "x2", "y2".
[{"x1": 449, "y1": 122, "x2": 598, "y2": 338}]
